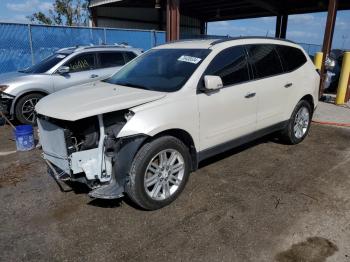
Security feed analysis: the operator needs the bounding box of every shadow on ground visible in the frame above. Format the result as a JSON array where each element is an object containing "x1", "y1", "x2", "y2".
[{"x1": 1, "y1": 124, "x2": 350, "y2": 262}]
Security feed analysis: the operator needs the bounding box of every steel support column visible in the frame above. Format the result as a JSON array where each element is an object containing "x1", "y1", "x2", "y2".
[
  {"x1": 319, "y1": 0, "x2": 338, "y2": 98},
  {"x1": 200, "y1": 21, "x2": 207, "y2": 35},
  {"x1": 166, "y1": 0, "x2": 180, "y2": 41},
  {"x1": 91, "y1": 7, "x2": 98, "y2": 27},
  {"x1": 275, "y1": 14, "x2": 288, "y2": 38}
]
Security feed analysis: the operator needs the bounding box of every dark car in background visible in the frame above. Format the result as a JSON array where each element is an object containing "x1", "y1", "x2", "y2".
[{"x1": 324, "y1": 49, "x2": 349, "y2": 92}]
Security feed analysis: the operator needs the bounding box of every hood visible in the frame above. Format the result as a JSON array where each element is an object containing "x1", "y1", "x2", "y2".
[
  {"x1": 0, "y1": 72, "x2": 28, "y2": 84},
  {"x1": 35, "y1": 81, "x2": 166, "y2": 121},
  {"x1": 0, "y1": 72, "x2": 50, "y2": 95}
]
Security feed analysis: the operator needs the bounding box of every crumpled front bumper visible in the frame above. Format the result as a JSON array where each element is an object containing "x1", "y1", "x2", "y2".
[{"x1": 37, "y1": 115, "x2": 148, "y2": 200}]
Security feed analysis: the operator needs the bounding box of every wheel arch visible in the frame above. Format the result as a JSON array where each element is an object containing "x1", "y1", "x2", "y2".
[
  {"x1": 300, "y1": 94, "x2": 315, "y2": 114},
  {"x1": 10, "y1": 90, "x2": 49, "y2": 115},
  {"x1": 145, "y1": 129, "x2": 198, "y2": 171}
]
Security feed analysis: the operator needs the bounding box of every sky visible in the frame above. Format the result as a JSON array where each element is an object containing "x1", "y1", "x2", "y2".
[
  {"x1": 208, "y1": 11, "x2": 350, "y2": 49},
  {"x1": 0, "y1": 0, "x2": 349, "y2": 49}
]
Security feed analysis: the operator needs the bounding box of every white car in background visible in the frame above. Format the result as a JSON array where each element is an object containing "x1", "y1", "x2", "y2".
[
  {"x1": 0, "y1": 45, "x2": 142, "y2": 124},
  {"x1": 35, "y1": 37, "x2": 319, "y2": 210}
]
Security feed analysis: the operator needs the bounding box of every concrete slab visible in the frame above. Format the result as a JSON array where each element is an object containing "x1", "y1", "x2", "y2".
[
  {"x1": 313, "y1": 101, "x2": 350, "y2": 124},
  {"x1": 0, "y1": 124, "x2": 350, "y2": 262}
]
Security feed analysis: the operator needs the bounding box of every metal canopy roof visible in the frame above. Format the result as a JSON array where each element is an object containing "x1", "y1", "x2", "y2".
[{"x1": 90, "y1": 0, "x2": 350, "y2": 21}]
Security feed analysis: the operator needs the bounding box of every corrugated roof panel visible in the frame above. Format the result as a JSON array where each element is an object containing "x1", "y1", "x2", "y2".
[{"x1": 89, "y1": 0, "x2": 124, "y2": 8}]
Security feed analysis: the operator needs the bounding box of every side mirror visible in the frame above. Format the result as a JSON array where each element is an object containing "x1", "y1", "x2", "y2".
[
  {"x1": 203, "y1": 75, "x2": 223, "y2": 92},
  {"x1": 57, "y1": 66, "x2": 70, "y2": 75}
]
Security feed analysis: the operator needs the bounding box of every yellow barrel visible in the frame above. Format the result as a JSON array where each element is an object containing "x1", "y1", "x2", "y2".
[
  {"x1": 336, "y1": 52, "x2": 350, "y2": 105},
  {"x1": 314, "y1": 52, "x2": 323, "y2": 70}
]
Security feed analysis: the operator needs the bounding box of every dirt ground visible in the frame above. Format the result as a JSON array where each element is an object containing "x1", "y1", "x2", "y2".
[{"x1": 0, "y1": 124, "x2": 350, "y2": 262}]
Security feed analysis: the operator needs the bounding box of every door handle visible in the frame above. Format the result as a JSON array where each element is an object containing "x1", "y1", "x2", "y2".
[
  {"x1": 284, "y1": 83, "x2": 293, "y2": 88},
  {"x1": 245, "y1": 92, "x2": 256, "y2": 98},
  {"x1": 90, "y1": 74, "x2": 99, "y2": 78}
]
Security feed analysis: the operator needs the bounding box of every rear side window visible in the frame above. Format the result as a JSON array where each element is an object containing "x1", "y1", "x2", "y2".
[
  {"x1": 124, "y1": 52, "x2": 137, "y2": 63},
  {"x1": 275, "y1": 45, "x2": 307, "y2": 72},
  {"x1": 65, "y1": 53, "x2": 96, "y2": 73},
  {"x1": 205, "y1": 46, "x2": 250, "y2": 86},
  {"x1": 246, "y1": 44, "x2": 283, "y2": 79},
  {"x1": 99, "y1": 52, "x2": 125, "y2": 68}
]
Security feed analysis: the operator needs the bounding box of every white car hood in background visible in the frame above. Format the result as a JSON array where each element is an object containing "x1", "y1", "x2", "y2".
[{"x1": 35, "y1": 81, "x2": 166, "y2": 121}]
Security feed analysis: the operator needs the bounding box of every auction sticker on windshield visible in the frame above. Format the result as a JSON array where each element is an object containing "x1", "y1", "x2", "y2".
[{"x1": 178, "y1": 55, "x2": 202, "y2": 64}]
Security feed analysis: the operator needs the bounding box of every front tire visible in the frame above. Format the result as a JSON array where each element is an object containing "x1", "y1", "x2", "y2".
[
  {"x1": 126, "y1": 136, "x2": 191, "y2": 210},
  {"x1": 15, "y1": 93, "x2": 44, "y2": 125},
  {"x1": 280, "y1": 100, "x2": 312, "y2": 144}
]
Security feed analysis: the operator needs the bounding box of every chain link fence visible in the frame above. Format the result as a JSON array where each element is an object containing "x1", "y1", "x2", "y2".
[
  {"x1": 0, "y1": 22, "x2": 166, "y2": 74},
  {"x1": 0, "y1": 23, "x2": 322, "y2": 74}
]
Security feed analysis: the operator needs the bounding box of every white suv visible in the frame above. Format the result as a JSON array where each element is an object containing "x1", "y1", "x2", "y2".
[{"x1": 36, "y1": 37, "x2": 319, "y2": 210}]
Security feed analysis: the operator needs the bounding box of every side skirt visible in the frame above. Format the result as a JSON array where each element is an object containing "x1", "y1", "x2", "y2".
[{"x1": 197, "y1": 121, "x2": 288, "y2": 163}]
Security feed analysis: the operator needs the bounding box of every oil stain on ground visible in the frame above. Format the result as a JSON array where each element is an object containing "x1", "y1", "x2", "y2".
[{"x1": 275, "y1": 237, "x2": 338, "y2": 262}]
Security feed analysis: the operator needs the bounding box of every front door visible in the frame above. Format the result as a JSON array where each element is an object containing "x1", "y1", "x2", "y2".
[
  {"x1": 53, "y1": 52, "x2": 100, "y2": 91},
  {"x1": 198, "y1": 46, "x2": 257, "y2": 151}
]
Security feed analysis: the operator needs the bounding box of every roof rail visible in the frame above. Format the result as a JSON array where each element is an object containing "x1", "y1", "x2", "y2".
[
  {"x1": 156, "y1": 38, "x2": 217, "y2": 47},
  {"x1": 210, "y1": 36, "x2": 296, "y2": 46},
  {"x1": 81, "y1": 43, "x2": 132, "y2": 50},
  {"x1": 57, "y1": 43, "x2": 132, "y2": 53}
]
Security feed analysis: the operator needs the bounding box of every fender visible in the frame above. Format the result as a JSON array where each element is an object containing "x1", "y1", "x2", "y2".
[
  {"x1": 10, "y1": 88, "x2": 49, "y2": 115},
  {"x1": 88, "y1": 134, "x2": 148, "y2": 199}
]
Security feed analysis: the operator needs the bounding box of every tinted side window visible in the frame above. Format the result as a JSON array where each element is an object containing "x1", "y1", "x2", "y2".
[
  {"x1": 246, "y1": 44, "x2": 283, "y2": 79},
  {"x1": 124, "y1": 52, "x2": 137, "y2": 63},
  {"x1": 275, "y1": 45, "x2": 307, "y2": 72},
  {"x1": 205, "y1": 46, "x2": 250, "y2": 86},
  {"x1": 65, "y1": 53, "x2": 95, "y2": 73},
  {"x1": 99, "y1": 52, "x2": 125, "y2": 68}
]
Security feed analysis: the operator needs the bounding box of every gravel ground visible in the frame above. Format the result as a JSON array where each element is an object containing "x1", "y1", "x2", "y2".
[{"x1": 0, "y1": 124, "x2": 350, "y2": 262}]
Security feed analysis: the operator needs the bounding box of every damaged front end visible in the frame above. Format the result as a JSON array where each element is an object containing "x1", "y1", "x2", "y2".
[{"x1": 37, "y1": 111, "x2": 147, "y2": 199}]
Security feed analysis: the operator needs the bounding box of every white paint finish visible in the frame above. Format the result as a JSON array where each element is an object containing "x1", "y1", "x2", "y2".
[
  {"x1": 255, "y1": 74, "x2": 288, "y2": 130},
  {"x1": 35, "y1": 82, "x2": 166, "y2": 121},
  {"x1": 197, "y1": 82, "x2": 257, "y2": 150},
  {"x1": 37, "y1": 38, "x2": 319, "y2": 155},
  {"x1": 118, "y1": 92, "x2": 200, "y2": 148}
]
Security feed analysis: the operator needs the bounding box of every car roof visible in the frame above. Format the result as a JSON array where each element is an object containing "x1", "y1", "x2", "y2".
[{"x1": 154, "y1": 37, "x2": 300, "y2": 50}]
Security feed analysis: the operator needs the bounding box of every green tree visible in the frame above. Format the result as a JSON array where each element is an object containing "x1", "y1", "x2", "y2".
[{"x1": 28, "y1": 0, "x2": 90, "y2": 26}]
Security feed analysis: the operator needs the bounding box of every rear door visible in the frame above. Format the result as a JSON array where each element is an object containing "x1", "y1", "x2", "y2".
[
  {"x1": 275, "y1": 45, "x2": 308, "y2": 118},
  {"x1": 198, "y1": 46, "x2": 257, "y2": 151},
  {"x1": 246, "y1": 44, "x2": 286, "y2": 130},
  {"x1": 52, "y1": 52, "x2": 99, "y2": 91}
]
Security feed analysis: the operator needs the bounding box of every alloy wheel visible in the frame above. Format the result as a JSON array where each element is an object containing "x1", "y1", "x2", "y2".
[
  {"x1": 144, "y1": 149, "x2": 185, "y2": 201},
  {"x1": 21, "y1": 98, "x2": 39, "y2": 124},
  {"x1": 293, "y1": 106, "x2": 310, "y2": 139}
]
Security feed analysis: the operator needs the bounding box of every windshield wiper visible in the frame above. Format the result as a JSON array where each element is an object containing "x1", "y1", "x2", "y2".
[{"x1": 115, "y1": 82, "x2": 149, "y2": 90}]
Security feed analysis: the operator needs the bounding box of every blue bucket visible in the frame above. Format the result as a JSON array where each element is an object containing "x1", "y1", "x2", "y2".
[{"x1": 14, "y1": 125, "x2": 35, "y2": 151}]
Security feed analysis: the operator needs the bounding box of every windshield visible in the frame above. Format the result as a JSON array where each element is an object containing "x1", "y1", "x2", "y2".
[
  {"x1": 105, "y1": 48, "x2": 211, "y2": 92},
  {"x1": 20, "y1": 53, "x2": 68, "y2": 74}
]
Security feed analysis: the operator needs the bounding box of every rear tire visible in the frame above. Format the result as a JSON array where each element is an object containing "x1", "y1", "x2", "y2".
[
  {"x1": 280, "y1": 100, "x2": 312, "y2": 145},
  {"x1": 15, "y1": 93, "x2": 44, "y2": 125},
  {"x1": 125, "y1": 136, "x2": 191, "y2": 210}
]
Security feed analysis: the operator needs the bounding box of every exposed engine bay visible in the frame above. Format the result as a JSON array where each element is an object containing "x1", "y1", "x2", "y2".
[{"x1": 37, "y1": 110, "x2": 146, "y2": 199}]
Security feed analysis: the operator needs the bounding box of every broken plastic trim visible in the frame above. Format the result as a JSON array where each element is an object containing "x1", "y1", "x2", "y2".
[
  {"x1": 45, "y1": 159, "x2": 72, "y2": 192},
  {"x1": 89, "y1": 134, "x2": 148, "y2": 200}
]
